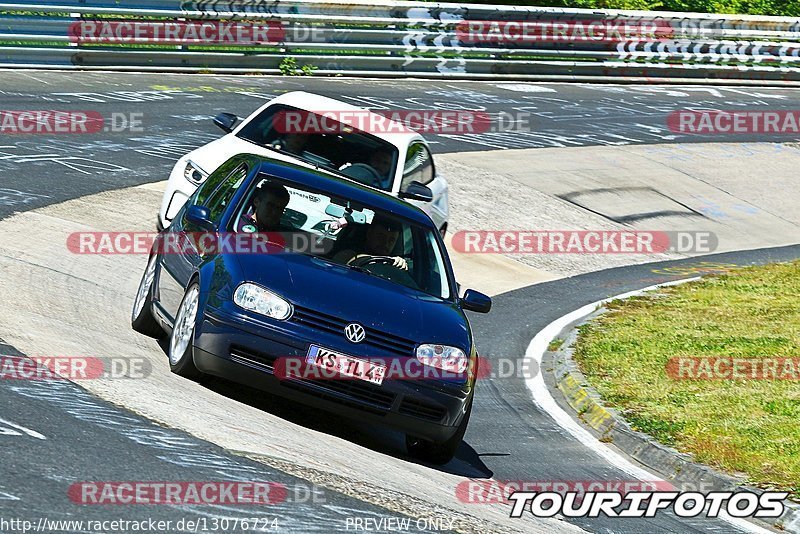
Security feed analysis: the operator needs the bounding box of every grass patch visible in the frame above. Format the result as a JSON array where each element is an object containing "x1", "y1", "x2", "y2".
[{"x1": 574, "y1": 261, "x2": 800, "y2": 500}]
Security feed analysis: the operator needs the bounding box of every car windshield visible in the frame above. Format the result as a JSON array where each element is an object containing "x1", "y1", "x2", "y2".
[
  {"x1": 236, "y1": 104, "x2": 399, "y2": 192},
  {"x1": 233, "y1": 175, "x2": 451, "y2": 300}
]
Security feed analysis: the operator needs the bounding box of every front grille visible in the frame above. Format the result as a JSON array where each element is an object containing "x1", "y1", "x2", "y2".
[
  {"x1": 230, "y1": 344, "x2": 397, "y2": 414},
  {"x1": 282, "y1": 377, "x2": 396, "y2": 414},
  {"x1": 399, "y1": 397, "x2": 448, "y2": 422},
  {"x1": 230, "y1": 345, "x2": 277, "y2": 372},
  {"x1": 291, "y1": 306, "x2": 416, "y2": 357}
]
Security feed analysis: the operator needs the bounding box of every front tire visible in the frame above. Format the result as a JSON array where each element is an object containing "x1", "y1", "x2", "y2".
[
  {"x1": 406, "y1": 397, "x2": 472, "y2": 465},
  {"x1": 131, "y1": 255, "x2": 163, "y2": 338},
  {"x1": 168, "y1": 282, "x2": 202, "y2": 379}
]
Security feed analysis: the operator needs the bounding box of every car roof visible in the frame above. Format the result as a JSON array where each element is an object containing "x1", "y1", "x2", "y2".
[
  {"x1": 267, "y1": 91, "x2": 424, "y2": 147},
  {"x1": 251, "y1": 156, "x2": 435, "y2": 228}
]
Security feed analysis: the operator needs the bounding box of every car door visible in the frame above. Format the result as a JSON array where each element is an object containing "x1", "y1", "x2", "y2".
[
  {"x1": 399, "y1": 142, "x2": 447, "y2": 231},
  {"x1": 156, "y1": 157, "x2": 249, "y2": 325}
]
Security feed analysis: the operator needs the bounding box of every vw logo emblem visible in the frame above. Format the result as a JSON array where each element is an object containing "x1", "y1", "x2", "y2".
[{"x1": 344, "y1": 323, "x2": 365, "y2": 343}]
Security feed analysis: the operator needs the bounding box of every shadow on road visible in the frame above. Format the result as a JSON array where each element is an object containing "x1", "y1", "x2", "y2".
[{"x1": 156, "y1": 339, "x2": 493, "y2": 478}]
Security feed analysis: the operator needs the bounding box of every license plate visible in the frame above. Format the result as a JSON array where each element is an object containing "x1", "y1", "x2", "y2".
[{"x1": 306, "y1": 345, "x2": 386, "y2": 386}]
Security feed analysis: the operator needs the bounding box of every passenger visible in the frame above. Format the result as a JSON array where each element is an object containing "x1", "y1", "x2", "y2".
[
  {"x1": 271, "y1": 133, "x2": 309, "y2": 156},
  {"x1": 242, "y1": 181, "x2": 290, "y2": 233}
]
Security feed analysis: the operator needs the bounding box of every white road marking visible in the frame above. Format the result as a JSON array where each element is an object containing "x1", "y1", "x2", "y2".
[
  {"x1": 722, "y1": 88, "x2": 788, "y2": 100},
  {"x1": 0, "y1": 416, "x2": 46, "y2": 439},
  {"x1": 494, "y1": 83, "x2": 557, "y2": 93},
  {"x1": 17, "y1": 72, "x2": 50, "y2": 85},
  {"x1": 523, "y1": 278, "x2": 775, "y2": 533}
]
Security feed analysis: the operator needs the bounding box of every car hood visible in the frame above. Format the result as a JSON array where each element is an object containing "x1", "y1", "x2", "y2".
[{"x1": 233, "y1": 252, "x2": 470, "y2": 349}]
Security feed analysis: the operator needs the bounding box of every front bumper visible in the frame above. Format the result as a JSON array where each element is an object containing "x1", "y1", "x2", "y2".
[{"x1": 193, "y1": 309, "x2": 472, "y2": 443}]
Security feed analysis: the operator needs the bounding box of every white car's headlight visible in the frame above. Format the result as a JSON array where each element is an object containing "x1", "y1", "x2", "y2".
[
  {"x1": 183, "y1": 161, "x2": 207, "y2": 185},
  {"x1": 416, "y1": 344, "x2": 468, "y2": 373},
  {"x1": 234, "y1": 283, "x2": 292, "y2": 320}
]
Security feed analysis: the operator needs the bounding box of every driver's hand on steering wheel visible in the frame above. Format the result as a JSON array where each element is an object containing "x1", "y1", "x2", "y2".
[
  {"x1": 390, "y1": 256, "x2": 408, "y2": 271},
  {"x1": 348, "y1": 254, "x2": 408, "y2": 271}
]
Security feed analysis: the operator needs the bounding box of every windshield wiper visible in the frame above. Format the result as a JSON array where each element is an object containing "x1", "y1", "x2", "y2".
[{"x1": 346, "y1": 264, "x2": 378, "y2": 277}]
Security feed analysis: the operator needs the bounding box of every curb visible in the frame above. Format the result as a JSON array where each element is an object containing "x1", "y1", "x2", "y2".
[{"x1": 546, "y1": 307, "x2": 800, "y2": 533}]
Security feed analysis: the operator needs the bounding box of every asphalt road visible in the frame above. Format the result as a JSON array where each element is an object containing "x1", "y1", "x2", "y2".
[
  {"x1": 2, "y1": 70, "x2": 800, "y2": 222},
  {"x1": 3, "y1": 242, "x2": 797, "y2": 533},
  {"x1": 1, "y1": 71, "x2": 798, "y2": 533},
  {"x1": 0, "y1": 340, "x2": 445, "y2": 533}
]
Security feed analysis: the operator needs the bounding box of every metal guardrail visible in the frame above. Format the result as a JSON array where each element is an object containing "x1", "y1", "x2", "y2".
[{"x1": 2, "y1": 0, "x2": 800, "y2": 83}]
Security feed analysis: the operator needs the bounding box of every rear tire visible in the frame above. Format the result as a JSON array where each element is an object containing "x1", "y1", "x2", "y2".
[
  {"x1": 168, "y1": 283, "x2": 202, "y2": 379},
  {"x1": 131, "y1": 255, "x2": 163, "y2": 339},
  {"x1": 406, "y1": 397, "x2": 472, "y2": 465}
]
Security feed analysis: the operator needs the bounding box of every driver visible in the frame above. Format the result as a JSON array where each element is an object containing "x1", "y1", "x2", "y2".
[
  {"x1": 333, "y1": 216, "x2": 408, "y2": 271},
  {"x1": 338, "y1": 149, "x2": 394, "y2": 189}
]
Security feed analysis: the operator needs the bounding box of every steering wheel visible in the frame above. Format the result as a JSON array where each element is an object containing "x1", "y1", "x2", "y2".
[
  {"x1": 350, "y1": 255, "x2": 398, "y2": 268},
  {"x1": 350, "y1": 256, "x2": 418, "y2": 289},
  {"x1": 339, "y1": 163, "x2": 384, "y2": 188}
]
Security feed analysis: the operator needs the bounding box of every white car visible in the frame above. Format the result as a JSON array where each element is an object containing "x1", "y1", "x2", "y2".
[{"x1": 158, "y1": 91, "x2": 449, "y2": 236}]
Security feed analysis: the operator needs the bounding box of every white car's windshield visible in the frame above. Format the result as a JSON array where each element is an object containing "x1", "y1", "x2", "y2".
[
  {"x1": 236, "y1": 104, "x2": 399, "y2": 192},
  {"x1": 233, "y1": 175, "x2": 451, "y2": 300}
]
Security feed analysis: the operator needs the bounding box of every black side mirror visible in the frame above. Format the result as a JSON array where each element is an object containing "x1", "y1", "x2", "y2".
[
  {"x1": 399, "y1": 181, "x2": 433, "y2": 202},
  {"x1": 461, "y1": 289, "x2": 491, "y2": 314},
  {"x1": 213, "y1": 112, "x2": 238, "y2": 133},
  {"x1": 185, "y1": 205, "x2": 216, "y2": 232}
]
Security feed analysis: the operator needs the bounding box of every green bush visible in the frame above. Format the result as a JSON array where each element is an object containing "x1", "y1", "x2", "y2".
[{"x1": 278, "y1": 57, "x2": 318, "y2": 76}]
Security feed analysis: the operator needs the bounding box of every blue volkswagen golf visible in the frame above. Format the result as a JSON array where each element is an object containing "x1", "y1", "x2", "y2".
[{"x1": 132, "y1": 154, "x2": 491, "y2": 464}]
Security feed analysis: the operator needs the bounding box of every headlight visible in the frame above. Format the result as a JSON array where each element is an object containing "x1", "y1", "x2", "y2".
[
  {"x1": 416, "y1": 344, "x2": 468, "y2": 373},
  {"x1": 183, "y1": 161, "x2": 207, "y2": 185},
  {"x1": 233, "y1": 283, "x2": 292, "y2": 320}
]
